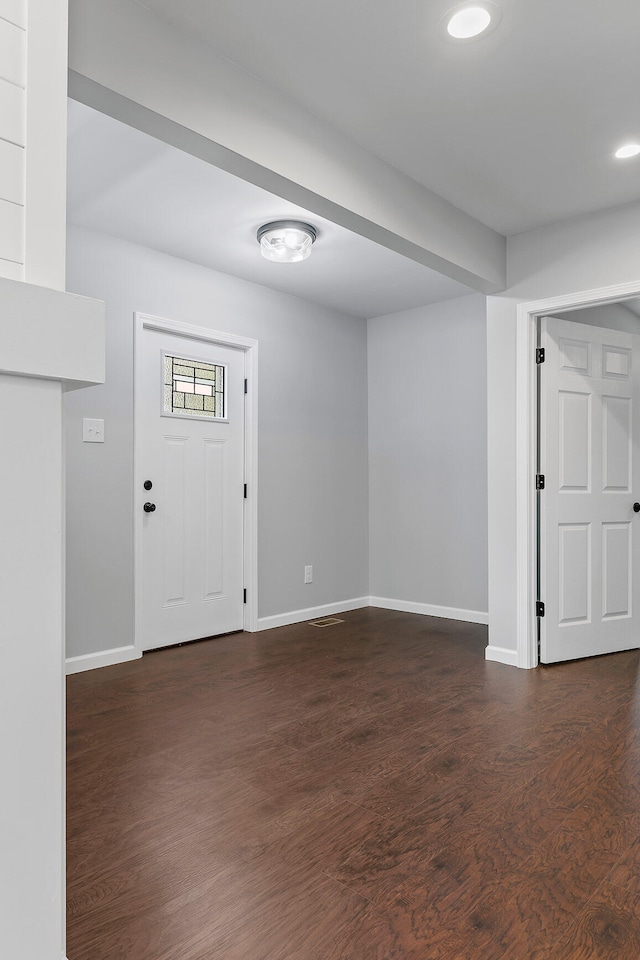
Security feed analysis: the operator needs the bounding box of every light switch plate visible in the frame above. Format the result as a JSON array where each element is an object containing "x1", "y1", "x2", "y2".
[{"x1": 83, "y1": 418, "x2": 104, "y2": 443}]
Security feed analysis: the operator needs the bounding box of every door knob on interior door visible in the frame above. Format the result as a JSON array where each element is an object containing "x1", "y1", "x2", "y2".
[
  {"x1": 634, "y1": 503, "x2": 640, "y2": 513},
  {"x1": 143, "y1": 502, "x2": 156, "y2": 513}
]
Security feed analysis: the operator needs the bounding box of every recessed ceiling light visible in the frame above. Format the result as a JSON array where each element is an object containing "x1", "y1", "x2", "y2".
[
  {"x1": 615, "y1": 143, "x2": 640, "y2": 160},
  {"x1": 257, "y1": 220, "x2": 317, "y2": 263},
  {"x1": 442, "y1": 2, "x2": 501, "y2": 40}
]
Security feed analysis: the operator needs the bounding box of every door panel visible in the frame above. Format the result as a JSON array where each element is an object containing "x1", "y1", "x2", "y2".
[
  {"x1": 559, "y1": 391, "x2": 590, "y2": 489},
  {"x1": 203, "y1": 439, "x2": 225, "y2": 599},
  {"x1": 602, "y1": 523, "x2": 631, "y2": 619},
  {"x1": 162, "y1": 435, "x2": 187, "y2": 605},
  {"x1": 139, "y1": 327, "x2": 245, "y2": 651},
  {"x1": 558, "y1": 522, "x2": 590, "y2": 626},
  {"x1": 602, "y1": 396, "x2": 631, "y2": 489},
  {"x1": 540, "y1": 315, "x2": 640, "y2": 663}
]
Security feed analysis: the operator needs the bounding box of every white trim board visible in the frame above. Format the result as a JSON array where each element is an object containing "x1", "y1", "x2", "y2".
[
  {"x1": 369, "y1": 597, "x2": 489, "y2": 625},
  {"x1": 514, "y1": 279, "x2": 640, "y2": 670},
  {"x1": 133, "y1": 311, "x2": 259, "y2": 657},
  {"x1": 66, "y1": 645, "x2": 140, "y2": 675},
  {"x1": 257, "y1": 597, "x2": 370, "y2": 632},
  {"x1": 485, "y1": 645, "x2": 519, "y2": 668},
  {"x1": 260, "y1": 598, "x2": 489, "y2": 633}
]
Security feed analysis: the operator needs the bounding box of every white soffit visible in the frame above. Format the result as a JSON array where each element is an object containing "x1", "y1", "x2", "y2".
[{"x1": 67, "y1": 100, "x2": 473, "y2": 319}]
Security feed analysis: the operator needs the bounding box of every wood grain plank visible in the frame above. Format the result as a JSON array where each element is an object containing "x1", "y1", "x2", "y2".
[{"x1": 555, "y1": 882, "x2": 640, "y2": 960}]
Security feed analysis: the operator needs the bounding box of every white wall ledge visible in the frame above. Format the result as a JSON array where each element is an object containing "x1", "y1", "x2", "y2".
[{"x1": 0, "y1": 275, "x2": 104, "y2": 387}]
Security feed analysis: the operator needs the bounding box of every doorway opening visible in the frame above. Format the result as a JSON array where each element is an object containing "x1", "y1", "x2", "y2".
[{"x1": 516, "y1": 283, "x2": 640, "y2": 668}]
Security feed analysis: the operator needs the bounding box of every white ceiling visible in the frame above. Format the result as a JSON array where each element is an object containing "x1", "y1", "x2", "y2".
[
  {"x1": 67, "y1": 100, "x2": 473, "y2": 319},
  {"x1": 133, "y1": 0, "x2": 640, "y2": 236}
]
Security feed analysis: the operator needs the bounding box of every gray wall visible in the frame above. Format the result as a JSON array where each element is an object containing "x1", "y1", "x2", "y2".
[
  {"x1": 65, "y1": 225, "x2": 369, "y2": 658},
  {"x1": 368, "y1": 294, "x2": 488, "y2": 614}
]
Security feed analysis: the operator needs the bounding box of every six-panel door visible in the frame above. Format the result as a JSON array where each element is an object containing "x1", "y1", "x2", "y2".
[{"x1": 540, "y1": 316, "x2": 640, "y2": 663}]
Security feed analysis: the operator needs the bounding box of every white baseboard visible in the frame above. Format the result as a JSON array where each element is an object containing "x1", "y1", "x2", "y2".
[
  {"x1": 484, "y1": 644, "x2": 521, "y2": 668},
  {"x1": 369, "y1": 596, "x2": 489, "y2": 625},
  {"x1": 67, "y1": 599, "x2": 490, "y2": 671},
  {"x1": 65, "y1": 645, "x2": 141, "y2": 675},
  {"x1": 256, "y1": 597, "x2": 370, "y2": 632}
]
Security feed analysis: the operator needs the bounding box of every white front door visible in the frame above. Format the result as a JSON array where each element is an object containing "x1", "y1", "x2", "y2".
[
  {"x1": 138, "y1": 325, "x2": 245, "y2": 651},
  {"x1": 540, "y1": 315, "x2": 640, "y2": 663}
]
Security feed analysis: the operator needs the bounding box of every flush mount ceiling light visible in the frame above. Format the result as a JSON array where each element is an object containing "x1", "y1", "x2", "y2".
[
  {"x1": 615, "y1": 143, "x2": 640, "y2": 160},
  {"x1": 257, "y1": 220, "x2": 317, "y2": 263},
  {"x1": 442, "y1": 2, "x2": 501, "y2": 40}
]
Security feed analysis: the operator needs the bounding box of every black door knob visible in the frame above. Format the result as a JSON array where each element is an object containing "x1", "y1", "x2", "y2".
[
  {"x1": 143, "y1": 480, "x2": 153, "y2": 491},
  {"x1": 634, "y1": 503, "x2": 640, "y2": 513},
  {"x1": 143, "y1": 502, "x2": 156, "y2": 513}
]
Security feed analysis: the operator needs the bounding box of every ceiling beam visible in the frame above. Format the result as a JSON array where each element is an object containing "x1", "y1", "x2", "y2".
[{"x1": 68, "y1": 0, "x2": 506, "y2": 294}]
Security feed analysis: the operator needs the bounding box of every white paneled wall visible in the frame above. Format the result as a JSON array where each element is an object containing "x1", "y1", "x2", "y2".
[
  {"x1": 0, "y1": 0, "x2": 26, "y2": 281},
  {"x1": 0, "y1": 4, "x2": 105, "y2": 960}
]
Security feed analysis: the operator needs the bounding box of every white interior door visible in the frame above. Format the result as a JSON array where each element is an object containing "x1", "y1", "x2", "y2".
[
  {"x1": 138, "y1": 326, "x2": 245, "y2": 651},
  {"x1": 540, "y1": 315, "x2": 640, "y2": 663}
]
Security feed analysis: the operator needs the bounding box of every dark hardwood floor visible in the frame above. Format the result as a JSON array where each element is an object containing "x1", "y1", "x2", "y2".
[{"x1": 66, "y1": 608, "x2": 640, "y2": 960}]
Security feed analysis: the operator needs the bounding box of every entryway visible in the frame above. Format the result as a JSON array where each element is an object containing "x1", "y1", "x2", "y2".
[
  {"x1": 514, "y1": 283, "x2": 640, "y2": 668},
  {"x1": 134, "y1": 312, "x2": 258, "y2": 652}
]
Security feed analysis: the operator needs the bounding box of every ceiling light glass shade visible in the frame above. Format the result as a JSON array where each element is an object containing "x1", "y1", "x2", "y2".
[
  {"x1": 447, "y1": 5, "x2": 492, "y2": 37},
  {"x1": 441, "y1": 2, "x2": 500, "y2": 40},
  {"x1": 257, "y1": 220, "x2": 317, "y2": 262},
  {"x1": 615, "y1": 143, "x2": 640, "y2": 159}
]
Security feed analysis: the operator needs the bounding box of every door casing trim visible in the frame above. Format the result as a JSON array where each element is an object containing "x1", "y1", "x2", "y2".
[
  {"x1": 133, "y1": 311, "x2": 259, "y2": 657},
  {"x1": 515, "y1": 280, "x2": 640, "y2": 668}
]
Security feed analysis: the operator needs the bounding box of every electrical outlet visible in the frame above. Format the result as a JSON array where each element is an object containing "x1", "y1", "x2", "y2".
[
  {"x1": 304, "y1": 565, "x2": 313, "y2": 584},
  {"x1": 83, "y1": 418, "x2": 105, "y2": 443}
]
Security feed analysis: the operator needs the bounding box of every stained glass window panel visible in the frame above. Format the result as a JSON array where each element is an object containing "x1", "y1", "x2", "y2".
[{"x1": 163, "y1": 355, "x2": 226, "y2": 419}]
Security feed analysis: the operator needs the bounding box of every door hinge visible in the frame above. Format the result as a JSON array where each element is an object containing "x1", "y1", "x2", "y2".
[
  {"x1": 536, "y1": 601, "x2": 545, "y2": 618},
  {"x1": 243, "y1": 588, "x2": 247, "y2": 604},
  {"x1": 536, "y1": 474, "x2": 545, "y2": 490},
  {"x1": 244, "y1": 483, "x2": 247, "y2": 499},
  {"x1": 536, "y1": 347, "x2": 545, "y2": 364},
  {"x1": 244, "y1": 378, "x2": 248, "y2": 394}
]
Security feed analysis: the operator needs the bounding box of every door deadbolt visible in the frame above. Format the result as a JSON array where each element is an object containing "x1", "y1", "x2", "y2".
[
  {"x1": 634, "y1": 502, "x2": 640, "y2": 513},
  {"x1": 144, "y1": 480, "x2": 153, "y2": 491}
]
